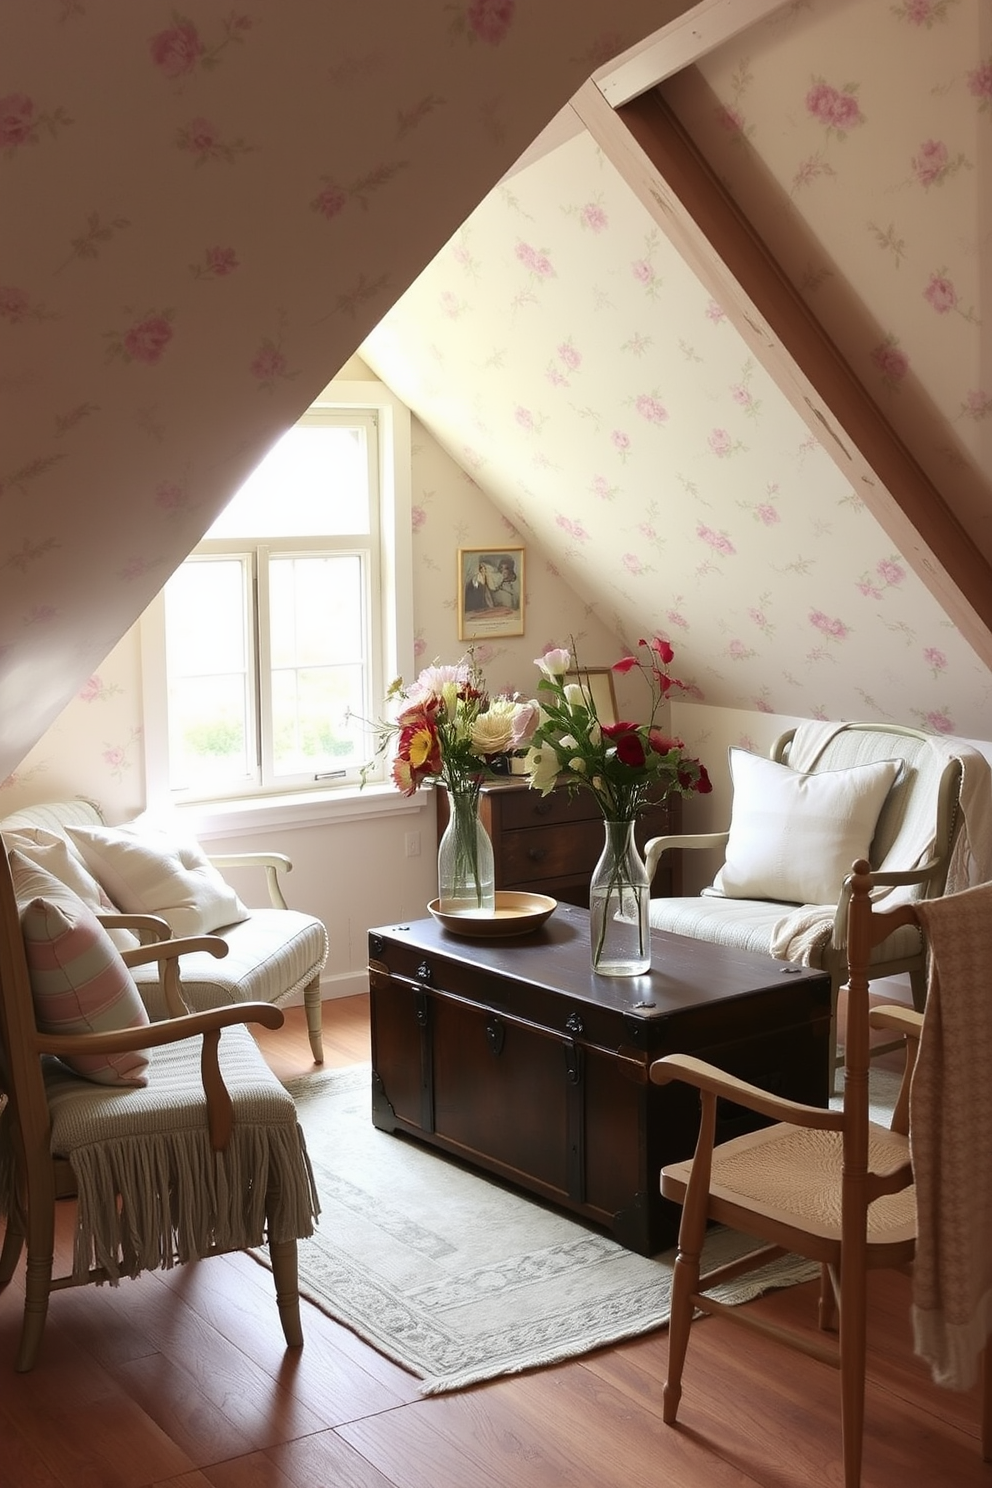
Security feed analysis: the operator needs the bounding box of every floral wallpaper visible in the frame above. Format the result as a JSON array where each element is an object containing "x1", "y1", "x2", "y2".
[
  {"x1": 361, "y1": 0, "x2": 992, "y2": 742},
  {"x1": 0, "y1": 0, "x2": 669, "y2": 786}
]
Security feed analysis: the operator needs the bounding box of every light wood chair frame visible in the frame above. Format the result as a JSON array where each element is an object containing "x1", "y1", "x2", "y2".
[
  {"x1": 650, "y1": 857, "x2": 992, "y2": 1487},
  {"x1": 0, "y1": 843, "x2": 305, "y2": 1372}
]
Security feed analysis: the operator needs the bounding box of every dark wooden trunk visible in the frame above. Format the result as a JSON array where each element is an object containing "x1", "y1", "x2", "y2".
[{"x1": 368, "y1": 903, "x2": 831, "y2": 1255}]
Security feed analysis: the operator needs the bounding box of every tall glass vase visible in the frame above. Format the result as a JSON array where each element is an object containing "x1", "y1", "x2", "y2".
[
  {"x1": 589, "y1": 818, "x2": 651, "y2": 975},
  {"x1": 437, "y1": 785, "x2": 496, "y2": 916}
]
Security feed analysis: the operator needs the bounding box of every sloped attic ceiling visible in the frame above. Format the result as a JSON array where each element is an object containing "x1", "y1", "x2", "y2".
[{"x1": 361, "y1": 0, "x2": 992, "y2": 739}]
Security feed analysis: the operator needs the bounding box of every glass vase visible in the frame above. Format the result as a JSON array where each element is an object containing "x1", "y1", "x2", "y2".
[
  {"x1": 437, "y1": 785, "x2": 496, "y2": 916},
  {"x1": 589, "y1": 818, "x2": 651, "y2": 976}
]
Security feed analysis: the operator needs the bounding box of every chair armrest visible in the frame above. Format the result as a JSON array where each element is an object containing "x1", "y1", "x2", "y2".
[
  {"x1": 34, "y1": 1001, "x2": 284, "y2": 1152},
  {"x1": 207, "y1": 852, "x2": 292, "y2": 910},
  {"x1": 98, "y1": 912, "x2": 172, "y2": 945},
  {"x1": 120, "y1": 933, "x2": 228, "y2": 1019},
  {"x1": 830, "y1": 859, "x2": 943, "y2": 947},
  {"x1": 644, "y1": 831, "x2": 730, "y2": 886},
  {"x1": 869, "y1": 1004, "x2": 923, "y2": 1039},
  {"x1": 650, "y1": 1052, "x2": 842, "y2": 1131}
]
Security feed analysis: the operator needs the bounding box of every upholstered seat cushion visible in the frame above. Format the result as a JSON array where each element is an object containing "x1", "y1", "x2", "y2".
[
  {"x1": 39, "y1": 1023, "x2": 320, "y2": 1280},
  {"x1": 128, "y1": 908, "x2": 329, "y2": 1021},
  {"x1": 647, "y1": 893, "x2": 923, "y2": 965}
]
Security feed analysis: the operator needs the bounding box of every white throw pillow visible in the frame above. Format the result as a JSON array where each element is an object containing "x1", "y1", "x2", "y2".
[
  {"x1": 66, "y1": 823, "x2": 250, "y2": 938},
  {"x1": 710, "y1": 749, "x2": 900, "y2": 906},
  {"x1": 2, "y1": 825, "x2": 140, "y2": 951}
]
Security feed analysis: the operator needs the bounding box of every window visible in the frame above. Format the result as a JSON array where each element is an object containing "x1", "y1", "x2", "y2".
[{"x1": 142, "y1": 382, "x2": 412, "y2": 814}]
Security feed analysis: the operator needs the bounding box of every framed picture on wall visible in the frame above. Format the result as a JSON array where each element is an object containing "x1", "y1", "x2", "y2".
[
  {"x1": 457, "y1": 546, "x2": 525, "y2": 640},
  {"x1": 566, "y1": 666, "x2": 618, "y2": 727}
]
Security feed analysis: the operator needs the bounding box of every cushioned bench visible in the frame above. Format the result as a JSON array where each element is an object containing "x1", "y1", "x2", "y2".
[{"x1": 0, "y1": 798, "x2": 329, "y2": 1062}]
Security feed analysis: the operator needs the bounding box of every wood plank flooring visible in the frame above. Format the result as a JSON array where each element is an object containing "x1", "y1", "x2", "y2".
[{"x1": 0, "y1": 993, "x2": 987, "y2": 1487}]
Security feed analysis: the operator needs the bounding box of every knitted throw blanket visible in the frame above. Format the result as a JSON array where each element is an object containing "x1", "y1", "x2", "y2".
[{"x1": 911, "y1": 883, "x2": 992, "y2": 1390}]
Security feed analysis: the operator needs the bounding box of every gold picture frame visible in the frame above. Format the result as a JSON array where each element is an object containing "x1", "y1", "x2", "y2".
[
  {"x1": 566, "y1": 666, "x2": 618, "y2": 726},
  {"x1": 457, "y1": 546, "x2": 525, "y2": 641}
]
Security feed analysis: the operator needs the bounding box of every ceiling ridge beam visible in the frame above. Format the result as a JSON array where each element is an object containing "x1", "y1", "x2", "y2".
[{"x1": 570, "y1": 79, "x2": 992, "y2": 673}]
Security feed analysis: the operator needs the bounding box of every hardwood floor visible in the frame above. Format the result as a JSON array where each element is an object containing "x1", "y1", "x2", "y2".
[{"x1": 1, "y1": 993, "x2": 987, "y2": 1487}]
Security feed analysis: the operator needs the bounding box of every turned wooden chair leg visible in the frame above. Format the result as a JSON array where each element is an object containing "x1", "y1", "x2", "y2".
[
  {"x1": 16, "y1": 1193, "x2": 56, "y2": 1372},
  {"x1": 269, "y1": 1237, "x2": 304, "y2": 1349},
  {"x1": 302, "y1": 978, "x2": 324, "y2": 1064}
]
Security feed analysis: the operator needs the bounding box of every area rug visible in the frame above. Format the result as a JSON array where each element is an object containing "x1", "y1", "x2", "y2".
[{"x1": 262, "y1": 1064, "x2": 830, "y2": 1395}]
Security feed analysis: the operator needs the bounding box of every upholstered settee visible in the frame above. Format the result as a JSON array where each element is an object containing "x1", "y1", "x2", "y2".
[
  {"x1": 0, "y1": 798, "x2": 329, "y2": 1062},
  {"x1": 644, "y1": 721, "x2": 992, "y2": 1077}
]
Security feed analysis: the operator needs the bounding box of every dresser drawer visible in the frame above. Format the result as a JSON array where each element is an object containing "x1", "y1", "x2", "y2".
[
  {"x1": 496, "y1": 784, "x2": 599, "y2": 831},
  {"x1": 499, "y1": 819, "x2": 606, "y2": 887}
]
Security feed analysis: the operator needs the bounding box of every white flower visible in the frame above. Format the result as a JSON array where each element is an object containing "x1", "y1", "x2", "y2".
[
  {"x1": 535, "y1": 647, "x2": 571, "y2": 681},
  {"x1": 524, "y1": 743, "x2": 560, "y2": 794},
  {"x1": 470, "y1": 702, "x2": 515, "y2": 755}
]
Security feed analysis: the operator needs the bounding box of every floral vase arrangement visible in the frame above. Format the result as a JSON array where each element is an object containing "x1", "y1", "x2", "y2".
[
  {"x1": 524, "y1": 637, "x2": 712, "y2": 975},
  {"x1": 364, "y1": 657, "x2": 539, "y2": 916}
]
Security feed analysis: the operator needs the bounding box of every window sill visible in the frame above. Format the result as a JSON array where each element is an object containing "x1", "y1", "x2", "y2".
[{"x1": 169, "y1": 781, "x2": 432, "y2": 844}]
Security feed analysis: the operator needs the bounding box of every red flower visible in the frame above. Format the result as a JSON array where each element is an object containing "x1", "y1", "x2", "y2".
[
  {"x1": 602, "y1": 723, "x2": 646, "y2": 768},
  {"x1": 611, "y1": 654, "x2": 639, "y2": 675},
  {"x1": 647, "y1": 636, "x2": 674, "y2": 665},
  {"x1": 648, "y1": 730, "x2": 683, "y2": 756}
]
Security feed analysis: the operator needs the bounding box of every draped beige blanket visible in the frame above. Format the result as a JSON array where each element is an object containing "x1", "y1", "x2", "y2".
[
  {"x1": 770, "y1": 723, "x2": 992, "y2": 963},
  {"x1": 910, "y1": 884, "x2": 992, "y2": 1390}
]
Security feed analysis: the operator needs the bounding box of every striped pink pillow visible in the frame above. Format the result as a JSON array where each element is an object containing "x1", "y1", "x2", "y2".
[{"x1": 11, "y1": 850, "x2": 150, "y2": 1086}]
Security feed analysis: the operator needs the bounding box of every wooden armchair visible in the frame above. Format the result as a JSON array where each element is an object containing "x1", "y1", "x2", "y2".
[
  {"x1": 0, "y1": 838, "x2": 319, "y2": 1371},
  {"x1": 645, "y1": 721, "x2": 978, "y2": 1080},
  {"x1": 649, "y1": 858, "x2": 992, "y2": 1487}
]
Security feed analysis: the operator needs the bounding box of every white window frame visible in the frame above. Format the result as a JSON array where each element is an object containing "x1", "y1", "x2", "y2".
[{"x1": 140, "y1": 380, "x2": 420, "y2": 838}]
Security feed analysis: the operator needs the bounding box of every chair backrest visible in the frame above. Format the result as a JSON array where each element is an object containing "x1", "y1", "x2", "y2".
[{"x1": 775, "y1": 723, "x2": 963, "y2": 899}]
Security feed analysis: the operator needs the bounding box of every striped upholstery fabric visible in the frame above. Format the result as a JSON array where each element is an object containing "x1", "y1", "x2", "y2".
[{"x1": 40, "y1": 1024, "x2": 320, "y2": 1280}]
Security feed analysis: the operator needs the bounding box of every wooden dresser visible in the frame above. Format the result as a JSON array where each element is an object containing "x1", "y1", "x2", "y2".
[{"x1": 435, "y1": 779, "x2": 681, "y2": 908}]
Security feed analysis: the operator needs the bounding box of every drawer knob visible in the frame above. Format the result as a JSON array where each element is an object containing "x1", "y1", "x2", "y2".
[
  {"x1": 527, "y1": 846, "x2": 547, "y2": 861},
  {"x1": 485, "y1": 1017, "x2": 506, "y2": 1057}
]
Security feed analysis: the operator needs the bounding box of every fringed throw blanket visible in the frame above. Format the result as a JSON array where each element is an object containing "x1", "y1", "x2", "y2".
[
  {"x1": 1, "y1": 1027, "x2": 319, "y2": 1283},
  {"x1": 911, "y1": 884, "x2": 992, "y2": 1390}
]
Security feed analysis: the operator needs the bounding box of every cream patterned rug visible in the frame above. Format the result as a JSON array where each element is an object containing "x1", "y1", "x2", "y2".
[{"x1": 262, "y1": 1063, "x2": 830, "y2": 1395}]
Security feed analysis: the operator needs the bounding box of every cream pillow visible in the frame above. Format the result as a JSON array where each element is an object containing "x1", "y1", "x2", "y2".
[
  {"x1": 710, "y1": 749, "x2": 900, "y2": 906},
  {"x1": 66, "y1": 823, "x2": 250, "y2": 938},
  {"x1": 2, "y1": 825, "x2": 140, "y2": 951}
]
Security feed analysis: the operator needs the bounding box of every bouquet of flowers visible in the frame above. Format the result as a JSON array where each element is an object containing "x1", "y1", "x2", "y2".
[
  {"x1": 524, "y1": 636, "x2": 711, "y2": 819},
  {"x1": 363, "y1": 655, "x2": 539, "y2": 914},
  {"x1": 365, "y1": 656, "x2": 539, "y2": 797}
]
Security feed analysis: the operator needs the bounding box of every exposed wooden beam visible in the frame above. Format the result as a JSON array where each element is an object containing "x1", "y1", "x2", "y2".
[
  {"x1": 570, "y1": 79, "x2": 992, "y2": 673},
  {"x1": 593, "y1": 0, "x2": 793, "y2": 105}
]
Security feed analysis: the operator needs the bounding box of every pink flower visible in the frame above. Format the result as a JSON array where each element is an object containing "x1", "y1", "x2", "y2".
[
  {"x1": 0, "y1": 94, "x2": 34, "y2": 148},
  {"x1": 924, "y1": 709, "x2": 954, "y2": 734},
  {"x1": 611, "y1": 430, "x2": 630, "y2": 452},
  {"x1": 708, "y1": 428, "x2": 733, "y2": 457},
  {"x1": 667, "y1": 608, "x2": 688, "y2": 630},
  {"x1": 206, "y1": 246, "x2": 238, "y2": 276},
  {"x1": 78, "y1": 676, "x2": 101, "y2": 702},
  {"x1": 182, "y1": 116, "x2": 220, "y2": 155},
  {"x1": 591, "y1": 475, "x2": 612, "y2": 499},
  {"x1": 635, "y1": 393, "x2": 668, "y2": 425},
  {"x1": 705, "y1": 299, "x2": 726, "y2": 323},
  {"x1": 411, "y1": 505, "x2": 427, "y2": 531},
  {"x1": 467, "y1": 0, "x2": 515, "y2": 44},
  {"x1": 857, "y1": 579, "x2": 882, "y2": 598},
  {"x1": 716, "y1": 105, "x2": 744, "y2": 134},
  {"x1": 755, "y1": 504, "x2": 779, "y2": 526},
  {"x1": 967, "y1": 60, "x2": 992, "y2": 102},
  {"x1": 557, "y1": 341, "x2": 581, "y2": 370},
  {"x1": 923, "y1": 273, "x2": 956, "y2": 313},
  {"x1": 580, "y1": 203, "x2": 607, "y2": 232},
  {"x1": 514, "y1": 406, "x2": 534, "y2": 432},
  {"x1": 622, "y1": 552, "x2": 646, "y2": 575},
  {"x1": 697, "y1": 524, "x2": 736, "y2": 557},
  {"x1": 515, "y1": 241, "x2": 554, "y2": 277},
  {"x1": 806, "y1": 81, "x2": 862, "y2": 131},
  {"x1": 924, "y1": 647, "x2": 947, "y2": 671},
  {"x1": 154, "y1": 482, "x2": 186, "y2": 511},
  {"x1": 755, "y1": 698, "x2": 773, "y2": 714},
  {"x1": 312, "y1": 181, "x2": 347, "y2": 219},
  {"x1": 0, "y1": 285, "x2": 29, "y2": 322},
  {"x1": 870, "y1": 341, "x2": 909, "y2": 384},
  {"x1": 912, "y1": 138, "x2": 949, "y2": 187},
  {"x1": 963, "y1": 389, "x2": 992, "y2": 419},
  {"x1": 123, "y1": 315, "x2": 173, "y2": 364},
  {"x1": 102, "y1": 746, "x2": 125, "y2": 768},
  {"x1": 904, "y1": 0, "x2": 935, "y2": 21},
  {"x1": 251, "y1": 345, "x2": 287, "y2": 381},
  {"x1": 728, "y1": 640, "x2": 750, "y2": 660},
  {"x1": 631, "y1": 259, "x2": 655, "y2": 285},
  {"x1": 810, "y1": 608, "x2": 849, "y2": 640},
  {"x1": 150, "y1": 23, "x2": 203, "y2": 78},
  {"x1": 876, "y1": 558, "x2": 905, "y2": 585}
]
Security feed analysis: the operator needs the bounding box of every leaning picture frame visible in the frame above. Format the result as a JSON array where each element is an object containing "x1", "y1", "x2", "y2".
[
  {"x1": 457, "y1": 546, "x2": 525, "y2": 641},
  {"x1": 566, "y1": 666, "x2": 618, "y2": 727}
]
